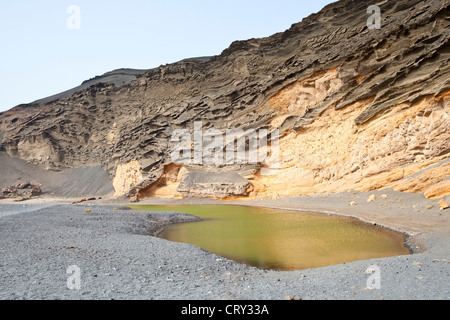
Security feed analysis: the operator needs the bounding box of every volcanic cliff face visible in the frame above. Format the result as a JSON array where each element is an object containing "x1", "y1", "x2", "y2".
[{"x1": 0, "y1": 0, "x2": 449, "y2": 200}]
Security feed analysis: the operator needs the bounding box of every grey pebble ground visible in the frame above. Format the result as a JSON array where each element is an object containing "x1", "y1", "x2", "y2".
[{"x1": 0, "y1": 204, "x2": 448, "y2": 300}]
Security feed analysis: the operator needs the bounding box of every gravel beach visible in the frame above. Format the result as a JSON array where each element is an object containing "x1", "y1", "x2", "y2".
[{"x1": 0, "y1": 192, "x2": 449, "y2": 300}]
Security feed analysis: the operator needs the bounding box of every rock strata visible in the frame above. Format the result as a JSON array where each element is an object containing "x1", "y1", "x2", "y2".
[
  {"x1": 0, "y1": 0, "x2": 448, "y2": 200},
  {"x1": 177, "y1": 172, "x2": 252, "y2": 199}
]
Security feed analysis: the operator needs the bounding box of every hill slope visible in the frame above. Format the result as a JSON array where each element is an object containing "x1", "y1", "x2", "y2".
[{"x1": 0, "y1": 0, "x2": 449, "y2": 200}]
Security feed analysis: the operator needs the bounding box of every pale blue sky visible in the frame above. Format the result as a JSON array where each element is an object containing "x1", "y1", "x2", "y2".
[{"x1": 0, "y1": 0, "x2": 335, "y2": 112}]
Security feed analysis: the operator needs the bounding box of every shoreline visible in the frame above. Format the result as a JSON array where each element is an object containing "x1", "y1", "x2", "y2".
[
  {"x1": 112, "y1": 189, "x2": 450, "y2": 255},
  {"x1": 1, "y1": 190, "x2": 448, "y2": 300},
  {"x1": 129, "y1": 201, "x2": 419, "y2": 255},
  {"x1": 3, "y1": 188, "x2": 448, "y2": 254}
]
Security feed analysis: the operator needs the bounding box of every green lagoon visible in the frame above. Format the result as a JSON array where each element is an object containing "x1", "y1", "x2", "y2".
[{"x1": 130, "y1": 205, "x2": 409, "y2": 271}]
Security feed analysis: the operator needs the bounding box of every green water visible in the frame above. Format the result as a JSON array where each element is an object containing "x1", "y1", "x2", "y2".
[{"x1": 130, "y1": 205, "x2": 409, "y2": 271}]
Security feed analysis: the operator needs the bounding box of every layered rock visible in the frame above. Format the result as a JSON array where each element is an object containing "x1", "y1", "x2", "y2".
[
  {"x1": 177, "y1": 172, "x2": 252, "y2": 199},
  {"x1": 0, "y1": 0, "x2": 449, "y2": 200}
]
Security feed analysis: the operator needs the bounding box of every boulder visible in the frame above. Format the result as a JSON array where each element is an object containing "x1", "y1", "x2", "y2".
[
  {"x1": 1, "y1": 182, "x2": 42, "y2": 200},
  {"x1": 177, "y1": 172, "x2": 251, "y2": 199},
  {"x1": 439, "y1": 197, "x2": 449, "y2": 211}
]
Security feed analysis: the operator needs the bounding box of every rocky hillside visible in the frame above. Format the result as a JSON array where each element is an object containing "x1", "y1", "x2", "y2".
[{"x1": 0, "y1": 0, "x2": 449, "y2": 200}]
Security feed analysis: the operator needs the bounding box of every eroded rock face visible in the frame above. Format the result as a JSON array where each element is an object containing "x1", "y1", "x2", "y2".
[
  {"x1": 0, "y1": 0, "x2": 449, "y2": 200},
  {"x1": 112, "y1": 160, "x2": 143, "y2": 197},
  {"x1": 424, "y1": 180, "x2": 450, "y2": 199},
  {"x1": 177, "y1": 172, "x2": 252, "y2": 199}
]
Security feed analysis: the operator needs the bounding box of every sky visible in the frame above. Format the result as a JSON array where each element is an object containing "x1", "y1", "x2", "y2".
[{"x1": 0, "y1": 0, "x2": 335, "y2": 112}]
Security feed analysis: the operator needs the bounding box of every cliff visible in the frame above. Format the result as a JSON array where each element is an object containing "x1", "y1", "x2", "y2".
[{"x1": 0, "y1": 0, "x2": 449, "y2": 200}]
